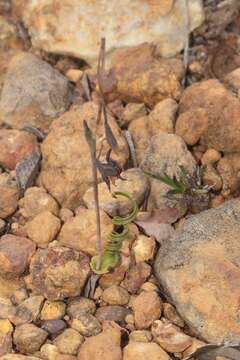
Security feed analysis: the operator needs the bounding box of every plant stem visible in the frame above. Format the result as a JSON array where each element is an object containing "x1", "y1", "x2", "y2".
[{"x1": 90, "y1": 146, "x2": 102, "y2": 270}]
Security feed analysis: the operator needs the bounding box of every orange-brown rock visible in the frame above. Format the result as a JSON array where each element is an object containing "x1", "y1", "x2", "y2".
[
  {"x1": 103, "y1": 44, "x2": 183, "y2": 107},
  {"x1": 123, "y1": 341, "x2": 170, "y2": 360},
  {"x1": 217, "y1": 153, "x2": 240, "y2": 194},
  {"x1": 0, "y1": 319, "x2": 13, "y2": 356},
  {"x1": 58, "y1": 208, "x2": 112, "y2": 256},
  {"x1": 83, "y1": 168, "x2": 149, "y2": 216},
  {"x1": 0, "y1": 235, "x2": 36, "y2": 279},
  {"x1": 175, "y1": 108, "x2": 209, "y2": 146},
  {"x1": 26, "y1": 211, "x2": 61, "y2": 248},
  {"x1": 40, "y1": 101, "x2": 129, "y2": 209},
  {"x1": 77, "y1": 321, "x2": 122, "y2": 360},
  {"x1": 28, "y1": 247, "x2": 90, "y2": 301},
  {"x1": 19, "y1": 187, "x2": 59, "y2": 219},
  {"x1": 176, "y1": 79, "x2": 240, "y2": 152},
  {"x1": 0, "y1": 174, "x2": 19, "y2": 219},
  {"x1": 122, "y1": 262, "x2": 151, "y2": 294},
  {"x1": 151, "y1": 320, "x2": 192, "y2": 353},
  {"x1": 132, "y1": 291, "x2": 162, "y2": 329},
  {"x1": 0, "y1": 130, "x2": 38, "y2": 170},
  {"x1": 129, "y1": 98, "x2": 178, "y2": 162},
  {"x1": 155, "y1": 199, "x2": 240, "y2": 343}
]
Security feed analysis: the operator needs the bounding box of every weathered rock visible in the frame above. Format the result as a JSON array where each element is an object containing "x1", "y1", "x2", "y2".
[
  {"x1": 182, "y1": 338, "x2": 206, "y2": 358},
  {"x1": 129, "y1": 330, "x2": 152, "y2": 343},
  {"x1": 121, "y1": 103, "x2": 147, "y2": 127},
  {"x1": 0, "y1": 319, "x2": 13, "y2": 356},
  {"x1": 132, "y1": 291, "x2": 162, "y2": 329},
  {"x1": 10, "y1": 288, "x2": 28, "y2": 306},
  {"x1": 105, "y1": 44, "x2": 183, "y2": 107},
  {"x1": 0, "y1": 173, "x2": 19, "y2": 219},
  {"x1": 40, "y1": 102, "x2": 128, "y2": 209},
  {"x1": 41, "y1": 319, "x2": 67, "y2": 337},
  {"x1": 176, "y1": 79, "x2": 240, "y2": 152},
  {"x1": 0, "y1": 355, "x2": 41, "y2": 360},
  {"x1": 26, "y1": 211, "x2": 61, "y2": 248},
  {"x1": 0, "y1": 16, "x2": 22, "y2": 50},
  {"x1": 10, "y1": 296, "x2": 44, "y2": 326},
  {"x1": 13, "y1": 324, "x2": 48, "y2": 354},
  {"x1": 132, "y1": 235, "x2": 156, "y2": 263},
  {"x1": 175, "y1": 107, "x2": 209, "y2": 146},
  {"x1": 0, "y1": 278, "x2": 25, "y2": 301},
  {"x1": 19, "y1": 187, "x2": 59, "y2": 219},
  {"x1": 154, "y1": 199, "x2": 240, "y2": 343},
  {"x1": 224, "y1": 68, "x2": 240, "y2": 94},
  {"x1": 217, "y1": 153, "x2": 240, "y2": 194},
  {"x1": 59, "y1": 208, "x2": 74, "y2": 223},
  {"x1": 122, "y1": 262, "x2": 151, "y2": 294},
  {"x1": 0, "y1": 298, "x2": 16, "y2": 320},
  {"x1": 99, "y1": 256, "x2": 130, "y2": 289},
  {"x1": 140, "y1": 133, "x2": 196, "y2": 213},
  {"x1": 17, "y1": 0, "x2": 204, "y2": 63},
  {"x1": 202, "y1": 164, "x2": 222, "y2": 192},
  {"x1": 40, "y1": 300, "x2": 66, "y2": 321},
  {"x1": 58, "y1": 208, "x2": 112, "y2": 256},
  {"x1": 123, "y1": 342, "x2": 170, "y2": 360},
  {"x1": 151, "y1": 320, "x2": 192, "y2": 353},
  {"x1": 77, "y1": 321, "x2": 122, "y2": 360},
  {"x1": 83, "y1": 169, "x2": 149, "y2": 216},
  {"x1": 129, "y1": 98, "x2": 178, "y2": 162},
  {"x1": 67, "y1": 298, "x2": 96, "y2": 318},
  {"x1": 53, "y1": 329, "x2": 83, "y2": 355},
  {"x1": 0, "y1": 235, "x2": 36, "y2": 279},
  {"x1": 0, "y1": 52, "x2": 70, "y2": 130},
  {"x1": 28, "y1": 247, "x2": 90, "y2": 300},
  {"x1": 70, "y1": 314, "x2": 101, "y2": 337},
  {"x1": 201, "y1": 149, "x2": 222, "y2": 166},
  {"x1": 96, "y1": 306, "x2": 131, "y2": 325},
  {"x1": 163, "y1": 303, "x2": 184, "y2": 328},
  {"x1": 40, "y1": 343, "x2": 59, "y2": 360},
  {"x1": 0, "y1": 130, "x2": 38, "y2": 171},
  {"x1": 102, "y1": 285, "x2": 130, "y2": 306}
]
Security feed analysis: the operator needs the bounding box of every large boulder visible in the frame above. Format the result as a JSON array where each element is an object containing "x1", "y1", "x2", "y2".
[
  {"x1": 176, "y1": 79, "x2": 240, "y2": 152},
  {"x1": 154, "y1": 199, "x2": 240, "y2": 343},
  {"x1": 40, "y1": 101, "x2": 129, "y2": 209},
  {"x1": 14, "y1": 0, "x2": 204, "y2": 63},
  {"x1": 0, "y1": 52, "x2": 71, "y2": 130}
]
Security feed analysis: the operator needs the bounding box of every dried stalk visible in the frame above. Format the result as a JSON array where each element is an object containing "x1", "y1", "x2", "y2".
[{"x1": 83, "y1": 121, "x2": 102, "y2": 270}]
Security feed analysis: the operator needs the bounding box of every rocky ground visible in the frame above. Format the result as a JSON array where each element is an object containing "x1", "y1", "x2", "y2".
[{"x1": 0, "y1": 0, "x2": 240, "y2": 359}]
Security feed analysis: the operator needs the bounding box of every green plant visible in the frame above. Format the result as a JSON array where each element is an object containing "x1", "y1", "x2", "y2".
[
  {"x1": 145, "y1": 166, "x2": 211, "y2": 195},
  {"x1": 90, "y1": 191, "x2": 139, "y2": 274},
  {"x1": 145, "y1": 166, "x2": 212, "y2": 213}
]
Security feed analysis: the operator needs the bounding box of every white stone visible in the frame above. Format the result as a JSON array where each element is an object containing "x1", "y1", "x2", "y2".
[{"x1": 19, "y1": 0, "x2": 204, "y2": 63}]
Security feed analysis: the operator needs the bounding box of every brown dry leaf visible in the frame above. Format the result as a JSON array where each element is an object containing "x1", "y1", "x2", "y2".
[{"x1": 134, "y1": 208, "x2": 180, "y2": 243}]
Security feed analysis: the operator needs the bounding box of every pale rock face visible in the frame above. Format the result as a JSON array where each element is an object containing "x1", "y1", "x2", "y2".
[{"x1": 17, "y1": 0, "x2": 204, "y2": 63}]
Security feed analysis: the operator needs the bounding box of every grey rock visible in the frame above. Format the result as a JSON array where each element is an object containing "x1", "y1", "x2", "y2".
[
  {"x1": 96, "y1": 305, "x2": 131, "y2": 325},
  {"x1": 0, "y1": 52, "x2": 71, "y2": 130}
]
